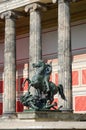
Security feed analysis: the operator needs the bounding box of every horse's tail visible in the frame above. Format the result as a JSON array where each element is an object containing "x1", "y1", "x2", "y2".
[{"x1": 58, "y1": 84, "x2": 67, "y2": 101}]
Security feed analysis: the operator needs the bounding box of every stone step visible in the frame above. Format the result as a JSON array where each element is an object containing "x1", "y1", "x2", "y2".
[
  {"x1": 0, "y1": 111, "x2": 86, "y2": 129},
  {"x1": 0, "y1": 119, "x2": 86, "y2": 130},
  {"x1": 18, "y1": 111, "x2": 86, "y2": 121}
]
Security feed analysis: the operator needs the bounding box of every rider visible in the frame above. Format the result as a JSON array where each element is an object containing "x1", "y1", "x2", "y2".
[
  {"x1": 22, "y1": 60, "x2": 52, "y2": 93},
  {"x1": 44, "y1": 61, "x2": 52, "y2": 92},
  {"x1": 33, "y1": 60, "x2": 52, "y2": 93}
]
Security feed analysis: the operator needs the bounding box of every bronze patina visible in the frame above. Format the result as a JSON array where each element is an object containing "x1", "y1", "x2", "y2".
[{"x1": 20, "y1": 60, "x2": 66, "y2": 110}]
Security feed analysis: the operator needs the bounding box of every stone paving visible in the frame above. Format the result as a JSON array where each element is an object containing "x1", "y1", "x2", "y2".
[{"x1": 0, "y1": 119, "x2": 86, "y2": 130}]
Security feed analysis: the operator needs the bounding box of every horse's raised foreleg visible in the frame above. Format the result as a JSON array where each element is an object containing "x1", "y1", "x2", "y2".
[
  {"x1": 22, "y1": 78, "x2": 31, "y2": 86},
  {"x1": 22, "y1": 78, "x2": 31, "y2": 92}
]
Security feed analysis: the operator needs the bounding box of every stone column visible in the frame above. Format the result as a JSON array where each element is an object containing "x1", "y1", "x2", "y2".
[
  {"x1": 57, "y1": 0, "x2": 72, "y2": 111},
  {"x1": 1, "y1": 11, "x2": 17, "y2": 117},
  {"x1": 25, "y1": 3, "x2": 46, "y2": 95}
]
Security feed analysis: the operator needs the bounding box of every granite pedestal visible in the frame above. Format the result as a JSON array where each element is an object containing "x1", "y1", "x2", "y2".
[{"x1": 0, "y1": 111, "x2": 86, "y2": 129}]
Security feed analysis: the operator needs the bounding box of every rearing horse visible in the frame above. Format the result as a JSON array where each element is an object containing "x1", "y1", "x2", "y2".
[{"x1": 23, "y1": 60, "x2": 66, "y2": 103}]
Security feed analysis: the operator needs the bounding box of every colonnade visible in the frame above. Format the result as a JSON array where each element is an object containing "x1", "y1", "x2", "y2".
[{"x1": 0, "y1": 0, "x2": 72, "y2": 117}]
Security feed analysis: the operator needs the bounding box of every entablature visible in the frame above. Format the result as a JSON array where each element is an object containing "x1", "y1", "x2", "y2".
[{"x1": 0, "y1": 0, "x2": 52, "y2": 14}]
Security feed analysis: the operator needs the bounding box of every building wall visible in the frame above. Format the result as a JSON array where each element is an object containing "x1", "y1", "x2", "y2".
[
  {"x1": 0, "y1": 23, "x2": 86, "y2": 115},
  {"x1": 0, "y1": 22, "x2": 86, "y2": 63},
  {"x1": 50, "y1": 55, "x2": 86, "y2": 113}
]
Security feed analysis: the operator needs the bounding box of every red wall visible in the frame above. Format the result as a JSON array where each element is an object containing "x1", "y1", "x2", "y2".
[
  {"x1": 0, "y1": 60, "x2": 86, "y2": 114},
  {"x1": 75, "y1": 96, "x2": 86, "y2": 112}
]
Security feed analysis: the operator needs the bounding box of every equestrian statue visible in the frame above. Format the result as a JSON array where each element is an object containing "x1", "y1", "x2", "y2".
[{"x1": 20, "y1": 60, "x2": 66, "y2": 110}]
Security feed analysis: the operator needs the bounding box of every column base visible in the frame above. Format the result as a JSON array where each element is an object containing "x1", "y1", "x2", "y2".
[{"x1": 1, "y1": 112, "x2": 17, "y2": 119}]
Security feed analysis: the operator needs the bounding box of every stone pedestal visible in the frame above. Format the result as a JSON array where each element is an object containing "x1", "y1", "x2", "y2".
[
  {"x1": 18, "y1": 111, "x2": 86, "y2": 121},
  {"x1": 0, "y1": 111, "x2": 86, "y2": 129}
]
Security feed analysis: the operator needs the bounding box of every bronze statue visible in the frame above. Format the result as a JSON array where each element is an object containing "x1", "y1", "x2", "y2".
[{"x1": 20, "y1": 60, "x2": 66, "y2": 110}]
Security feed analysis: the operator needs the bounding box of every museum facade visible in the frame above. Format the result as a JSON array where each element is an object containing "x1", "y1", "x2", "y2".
[{"x1": 0, "y1": 0, "x2": 86, "y2": 116}]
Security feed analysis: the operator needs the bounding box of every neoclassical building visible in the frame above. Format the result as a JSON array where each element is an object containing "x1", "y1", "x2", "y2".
[{"x1": 0, "y1": 0, "x2": 86, "y2": 117}]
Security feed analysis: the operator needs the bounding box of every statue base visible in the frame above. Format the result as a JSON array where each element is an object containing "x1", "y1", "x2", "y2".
[
  {"x1": 18, "y1": 110, "x2": 86, "y2": 121},
  {"x1": 0, "y1": 111, "x2": 86, "y2": 129}
]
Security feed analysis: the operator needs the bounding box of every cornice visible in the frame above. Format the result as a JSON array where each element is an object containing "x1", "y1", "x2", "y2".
[
  {"x1": 0, "y1": 0, "x2": 52, "y2": 14},
  {"x1": 0, "y1": 0, "x2": 82, "y2": 14}
]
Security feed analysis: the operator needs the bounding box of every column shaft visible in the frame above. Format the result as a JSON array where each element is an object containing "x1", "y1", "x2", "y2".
[
  {"x1": 29, "y1": 9, "x2": 42, "y2": 79},
  {"x1": 3, "y1": 12, "x2": 16, "y2": 114},
  {"x1": 58, "y1": 0, "x2": 72, "y2": 111},
  {"x1": 25, "y1": 4, "x2": 42, "y2": 95}
]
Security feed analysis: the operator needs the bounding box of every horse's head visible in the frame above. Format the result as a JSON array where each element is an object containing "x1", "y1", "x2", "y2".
[
  {"x1": 33, "y1": 60, "x2": 45, "y2": 68},
  {"x1": 37, "y1": 60, "x2": 45, "y2": 67}
]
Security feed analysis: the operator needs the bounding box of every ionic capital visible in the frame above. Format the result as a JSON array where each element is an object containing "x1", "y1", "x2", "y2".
[
  {"x1": 25, "y1": 3, "x2": 47, "y2": 13},
  {"x1": 52, "y1": 0, "x2": 57, "y2": 3},
  {"x1": 0, "y1": 11, "x2": 18, "y2": 19}
]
